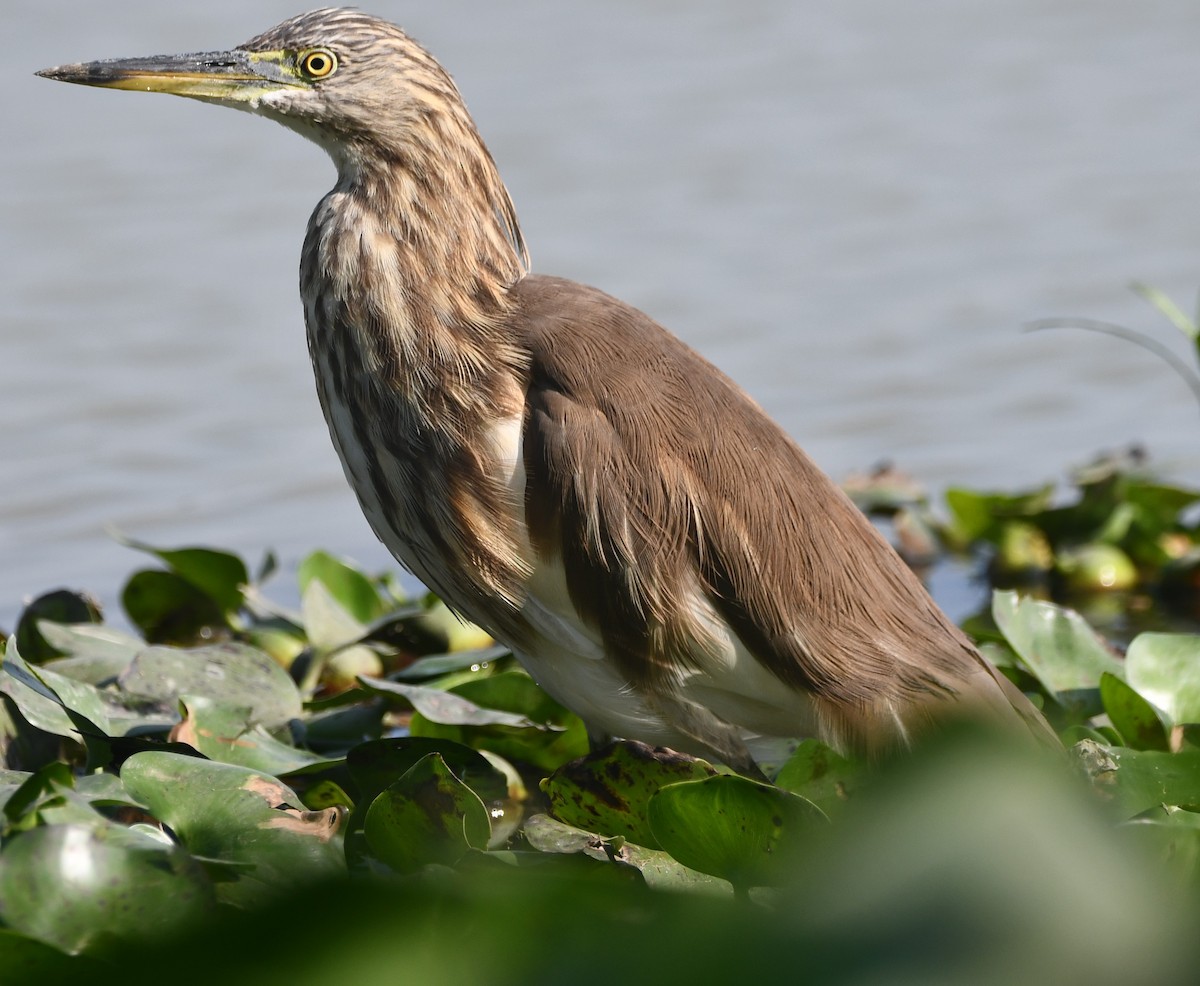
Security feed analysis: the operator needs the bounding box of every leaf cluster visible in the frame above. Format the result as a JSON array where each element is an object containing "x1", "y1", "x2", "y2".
[{"x1": 0, "y1": 536, "x2": 1199, "y2": 980}]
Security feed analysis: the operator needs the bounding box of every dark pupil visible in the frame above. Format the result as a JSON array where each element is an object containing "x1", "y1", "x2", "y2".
[{"x1": 309, "y1": 56, "x2": 326, "y2": 73}]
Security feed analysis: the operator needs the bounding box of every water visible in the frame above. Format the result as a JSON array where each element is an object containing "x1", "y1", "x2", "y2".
[{"x1": 4, "y1": 0, "x2": 1200, "y2": 628}]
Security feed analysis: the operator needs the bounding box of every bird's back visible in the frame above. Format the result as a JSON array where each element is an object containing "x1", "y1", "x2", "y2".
[{"x1": 508, "y1": 274, "x2": 1050, "y2": 761}]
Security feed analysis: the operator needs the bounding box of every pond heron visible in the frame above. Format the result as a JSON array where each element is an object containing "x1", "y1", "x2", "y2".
[{"x1": 38, "y1": 9, "x2": 1053, "y2": 772}]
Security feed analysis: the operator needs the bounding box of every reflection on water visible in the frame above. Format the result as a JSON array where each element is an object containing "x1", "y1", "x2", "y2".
[{"x1": 3, "y1": 0, "x2": 1199, "y2": 624}]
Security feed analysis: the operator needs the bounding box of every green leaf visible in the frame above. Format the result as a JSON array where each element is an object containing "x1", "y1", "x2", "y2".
[
  {"x1": 358, "y1": 675, "x2": 546, "y2": 729},
  {"x1": 121, "y1": 751, "x2": 344, "y2": 906},
  {"x1": 408, "y1": 671, "x2": 590, "y2": 772},
  {"x1": 297, "y1": 551, "x2": 384, "y2": 623},
  {"x1": 541, "y1": 741, "x2": 717, "y2": 849},
  {"x1": 343, "y1": 737, "x2": 506, "y2": 869},
  {"x1": 3, "y1": 761, "x2": 75, "y2": 827},
  {"x1": 1131, "y1": 280, "x2": 1198, "y2": 341},
  {"x1": 38, "y1": 621, "x2": 143, "y2": 663},
  {"x1": 389, "y1": 645, "x2": 511, "y2": 681},
  {"x1": 992, "y1": 590, "x2": 1123, "y2": 714},
  {"x1": 347, "y1": 736, "x2": 508, "y2": 806},
  {"x1": 521, "y1": 813, "x2": 730, "y2": 894},
  {"x1": 1123, "y1": 812, "x2": 1200, "y2": 886},
  {"x1": 117, "y1": 535, "x2": 249, "y2": 620},
  {"x1": 1100, "y1": 673, "x2": 1169, "y2": 751},
  {"x1": 171, "y1": 697, "x2": 333, "y2": 774},
  {"x1": 0, "y1": 822, "x2": 214, "y2": 955},
  {"x1": 121, "y1": 569, "x2": 226, "y2": 644},
  {"x1": 0, "y1": 927, "x2": 99, "y2": 977},
  {"x1": 648, "y1": 774, "x2": 825, "y2": 891},
  {"x1": 14, "y1": 590, "x2": 102, "y2": 663},
  {"x1": 300, "y1": 578, "x2": 369, "y2": 653},
  {"x1": 1125, "y1": 633, "x2": 1200, "y2": 726},
  {"x1": 363, "y1": 752, "x2": 490, "y2": 873},
  {"x1": 119, "y1": 642, "x2": 303, "y2": 729},
  {"x1": 1084, "y1": 744, "x2": 1200, "y2": 817},
  {"x1": 774, "y1": 739, "x2": 868, "y2": 816},
  {"x1": 944, "y1": 485, "x2": 1055, "y2": 543}
]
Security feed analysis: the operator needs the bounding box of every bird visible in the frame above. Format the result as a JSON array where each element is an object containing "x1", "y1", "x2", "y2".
[{"x1": 38, "y1": 9, "x2": 1054, "y2": 774}]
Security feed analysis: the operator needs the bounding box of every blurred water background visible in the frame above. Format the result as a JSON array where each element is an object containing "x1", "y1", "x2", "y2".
[{"x1": 4, "y1": 0, "x2": 1200, "y2": 628}]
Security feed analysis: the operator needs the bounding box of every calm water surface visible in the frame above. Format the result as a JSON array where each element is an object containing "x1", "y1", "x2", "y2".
[{"x1": 4, "y1": 0, "x2": 1200, "y2": 627}]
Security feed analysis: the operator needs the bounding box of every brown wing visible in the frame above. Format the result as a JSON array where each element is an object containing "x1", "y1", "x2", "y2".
[{"x1": 511, "y1": 273, "x2": 1048, "y2": 753}]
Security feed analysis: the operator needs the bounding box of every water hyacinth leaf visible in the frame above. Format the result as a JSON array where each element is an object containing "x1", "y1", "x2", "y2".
[
  {"x1": 321, "y1": 645, "x2": 385, "y2": 694},
  {"x1": 541, "y1": 741, "x2": 717, "y2": 849},
  {"x1": 122, "y1": 569, "x2": 227, "y2": 644},
  {"x1": 0, "y1": 770, "x2": 32, "y2": 810},
  {"x1": 116, "y1": 535, "x2": 249, "y2": 620},
  {"x1": 347, "y1": 736, "x2": 508, "y2": 807},
  {"x1": 1100, "y1": 673, "x2": 1169, "y2": 751},
  {"x1": 1125, "y1": 633, "x2": 1200, "y2": 726},
  {"x1": 35, "y1": 620, "x2": 143, "y2": 663},
  {"x1": 649, "y1": 775, "x2": 825, "y2": 890},
  {"x1": 301, "y1": 699, "x2": 386, "y2": 755},
  {"x1": 1101, "y1": 672, "x2": 1170, "y2": 750},
  {"x1": 3, "y1": 761, "x2": 75, "y2": 827},
  {"x1": 0, "y1": 647, "x2": 164, "y2": 767},
  {"x1": 358, "y1": 675, "x2": 544, "y2": 729},
  {"x1": 944, "y1": 485, "x2": 1055, "y2": 544},
  {"x1": 119, "y1": 642, "x2": 302, "y2": 729},
  {"x1": 301, "y1": 578, "x2": 368, "y2": 654},
  {"x1": 1086, "y1": 745, "x2": 1200, "y2": 817},
  {"x1": 171, "y1": 697, "x2": 333, "y2": 774},
  {"x1": 1124, "y1": 813, "x2": 1200, "y2": 886},
  {"x1": 75, "y1": 771, "x2": 139, "y2": 809},
  {"x1": 26, "y1": 786, "x2": 114, "y2": 831},
  {"x1": 389, "y1": 645, "x2": 511, "y2": 682},
  {"x1": 363, "y1": 752, "x2": 490, "y2": 873},
  {"x1": 297, "y1": 551, "x2": 384, "y2": 624},
  {"x1": 0, "y1": 927, "x2": 97, "y2": 977},
  {"x1": 121, "y1": 752, "x2": 344, "y2": 905},
  {"x1": 774, "y1": 739, "x2": 868, "y2": 816},
  {"x1": 302, "y1": 780, "x2": 354, "y2": 812},
  {"x1": 14, "y1": 590, "x2": 103, "y2": 663},
  {"x1": 0, "y1": 645, "x2": 81, "y2": 740},
  {"x1": 0, "y1": 822, "x2": 214, "y2": 955},
  {"x1": 521, "y1": 812, "x2": 729, "y2": 894},
  {"x1": 408, "y1": 671, "x2": 589, "y2": 772},
  {"x1": 344, "y1": 734, "x2": 509, "y2": 868},
  {"x1": 408, "y1": 600, "x2": 496, "y2": 654},
  {"x1": 992, "y1": 590, "x2": 1123, "y2": 711}
]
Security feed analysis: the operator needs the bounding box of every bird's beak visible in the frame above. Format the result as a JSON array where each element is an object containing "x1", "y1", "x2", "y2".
[{"x1": 36, "y1": 50, "x2": 298, "y2": 106}]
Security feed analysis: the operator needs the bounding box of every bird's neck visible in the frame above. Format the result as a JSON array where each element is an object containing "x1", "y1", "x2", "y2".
[{"x1": 302, "y1": 136, "x2": 531, "y2": 434}]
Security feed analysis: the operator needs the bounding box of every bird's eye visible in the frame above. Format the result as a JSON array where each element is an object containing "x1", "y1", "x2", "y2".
[{"x1": 300, "y1": 49, "x2": 338, "y2": 80}]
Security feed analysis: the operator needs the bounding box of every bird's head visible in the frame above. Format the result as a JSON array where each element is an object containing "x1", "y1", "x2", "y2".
[{"x1": 37, "y1": 8, "x2": 470, "y2": 171}]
